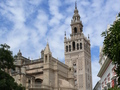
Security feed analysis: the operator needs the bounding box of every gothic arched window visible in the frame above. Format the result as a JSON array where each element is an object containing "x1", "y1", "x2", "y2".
[
  {"x1": 35, "y1": 78, "x2": 43, "y2": 84},
  {"x1": 66, "y1": 46, "x2": 68, "y2": 52},
  {"x1": 69, "y1": 45, "x2": 71, "y2": 51},
  {"x1": 72, "y1": 42, "x2": 75, "y2": 51},
  {"x1": 74, "y1": 27, "x2": 77, "y2": 33},
  {"x1": 80, "y1": 43, "x2": 82, "y2": 49},
  {"x1": 77, "y1": 43, "x2": 79, "y2": 50}
]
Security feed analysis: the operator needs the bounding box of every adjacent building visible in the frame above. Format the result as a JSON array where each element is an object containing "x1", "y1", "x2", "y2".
[
  {"x1": 97, "y1": 14, "x2": 120, "y2": 89},
  {"x1": 93, "y1": 80, "x2": 101, "y2": 90},
  {"x1": 97, "y1": 46, "x2": 117, "y2": 90}
]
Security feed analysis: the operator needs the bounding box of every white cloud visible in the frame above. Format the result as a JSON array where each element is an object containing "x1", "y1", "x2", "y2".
[
  {"x1": 48, "y1": 0, "x2": 64, "y2": 26},
  {"x1": 34, "y1": 10, "x2": 49, "y2": 37},
  {"x1": 28, "y1": 0, "x2": 43, "y2": 5}
]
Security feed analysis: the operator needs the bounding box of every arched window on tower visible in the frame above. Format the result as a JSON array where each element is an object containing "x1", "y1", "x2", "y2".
[
  {"x1": 72, "y1": 42, "x2": 75, "y2": 51},
  {"x1": 69, "y1": 45, "x2": 71, "y2": 51},
  {"x1": 74, "y1": 27, "x2": 77, "y2": 33},
  {"x1": 80, "y1": 43, "x2": 82, "y2": 49},
  {"x1": 45, "y1": 55, "x2": 47, "y2": 62},
  {"x1": 80, "y1": 28, "x2": 82, "y2": 32},
  {"x1": 66, "y1": 46, "x2": 68, "y2": 52},
  {"x1": 77, "y1": 43, "x2": 79, "y2": 50}
]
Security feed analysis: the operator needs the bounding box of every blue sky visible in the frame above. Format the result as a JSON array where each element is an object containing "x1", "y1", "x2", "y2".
[{"x1": 0, "y1": 0, "x2": 120, "y2": 88}]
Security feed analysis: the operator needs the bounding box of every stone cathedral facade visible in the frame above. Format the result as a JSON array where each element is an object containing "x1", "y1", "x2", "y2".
[
  {"x1": 11, "y1": 43, "x2": 76, "y2": 90},
  {"x1": 64, "y1": 4, "x2": 92, "y2": 90}
]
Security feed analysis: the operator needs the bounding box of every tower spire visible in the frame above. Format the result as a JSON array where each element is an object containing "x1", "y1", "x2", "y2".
[
  {"x1": 64, "y1": 31, "x2": 66, "y2": 36},
  {"x1": 75, "y1": 0, "x2": 77, "y2": 9}
]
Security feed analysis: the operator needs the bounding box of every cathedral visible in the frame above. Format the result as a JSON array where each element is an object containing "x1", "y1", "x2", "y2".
[{"x1": 10, "y1": 3, "x2": 92, "y2": 90}]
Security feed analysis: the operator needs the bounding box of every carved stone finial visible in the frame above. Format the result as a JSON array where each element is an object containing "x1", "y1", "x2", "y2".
[{"x1": 17, "y1": 49, "x2": 22, "y2": 56}]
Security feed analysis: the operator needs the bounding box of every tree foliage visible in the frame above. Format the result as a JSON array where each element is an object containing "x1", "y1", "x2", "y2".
[
  {"x1": 0, "y1": 44, "x2": 25, "y2": 90},
  {"x1": 0, "y1": 44, "x2": 15, "y2": 70},
  {"x1": 108, "y1": 86, "x2": 120, "y2": 90},
  {"x1": 101, "y1": 13, "x2": 120, "y2": 84},
  {"x1": 0, "y1": 70, "x2": 25, "y2": 90}
]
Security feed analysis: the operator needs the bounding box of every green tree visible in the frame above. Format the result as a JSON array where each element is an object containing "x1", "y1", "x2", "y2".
[
  {"x1": 0, "y1": 44, "x2": 15, "y2": 70},
  {"x1": 0, "y1": 70, "x2": 25, "y2": 90},
  {"x1": 0, "y1": 44, "x2": 25, "y2": 90},
  {"x1": 108, "y1": 86, "x2": 120, "y2": 90},
  {"x1": 102, "y1": 13, "x2": 120, "y2": 85}
]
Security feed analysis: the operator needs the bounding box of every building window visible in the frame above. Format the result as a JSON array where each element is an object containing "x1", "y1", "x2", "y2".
[
  {"x1": 104, "y1": 78, "x2": 106, "y2": 85},
  {"x1": 28, "y1": 80, "x2": 31, "y2": 84},
  {"x1": 80, "y1": 28, "x2": 82, "y2": 32},
  {"x1": 102, "y1": 82, "x2": 104, "y2": 88},
  {"x1": 74, "y1": 70, "x2": 77, "y2": 73},
  {"x1": 35, "y1": 78, "x2": 43, "y2": 84},
  {"x1": 45, "y1": 55, "x2": 47, "y2": 62},
  {"x1": 112, "y1": 66, "x2": 116, "y2": 76},
  {"x1": 69, "y1": 45, "x2": 71, "y2": 51},
  {"x1": 80, "y1": 43, "x2": 82, "y2": 49},
  {"x1": 107, "y1": 83, "x2": 110, "y2": 89},
  {"x1": 112, "y1": 79, "x2": 117, "y2": 88},
  {"x1": 66, "y1": 46, "x2": 68, "y2": 52},
  {"x1": 74, "y1": 27, "x2": 77, "y2": 33},
  {"x1": 72, "y1": 42, "x2": 75, "y2": 51},
  {"x1": 73, "y1": 63, "x2": 76, "y2": 66},
  {"x1": 107, "y1": 73, "x2": 110, "y2": 82},
  {"x1": 77, "y1": 43, "x2": 79, "y2": 50}
]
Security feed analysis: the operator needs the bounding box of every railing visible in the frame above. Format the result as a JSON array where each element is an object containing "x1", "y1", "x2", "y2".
[
  {"x1": 28, "y1": 83, "x2": 77, "y2": 90},
  {"x1": 28, "y1": 83, "x2": 51, "y2": 89}
]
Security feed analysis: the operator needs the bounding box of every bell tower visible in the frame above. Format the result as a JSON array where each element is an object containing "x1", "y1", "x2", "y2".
[
  {"x1": 64, "y1": 2, "x2": 92, "y2": 90},
  {"x1": 71, "y1": 2, "x2": 83, "y2": 37}
]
